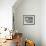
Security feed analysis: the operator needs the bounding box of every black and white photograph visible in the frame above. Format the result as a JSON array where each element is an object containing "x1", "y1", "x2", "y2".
[{"x1": 23, "y1": 15, "x2": 35, "y2": 25}]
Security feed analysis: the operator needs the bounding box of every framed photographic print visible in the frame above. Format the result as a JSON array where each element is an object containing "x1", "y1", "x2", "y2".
[{"x1": 23, "y1": 15, "x2": 35, "y2": 25}]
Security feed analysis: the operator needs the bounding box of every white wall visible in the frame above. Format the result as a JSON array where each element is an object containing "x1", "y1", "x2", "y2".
[
  {"x1": 13, "y1": 0, "x2": 46, "y2": 46},
  {"x1": 0, "y1": 0, "x2": 16, "y2": 29},
  {"x1": 41, "y1": 0, "x2": 46, "y2": 46},
  {"x1": 13, "y1": 0, "x2": 41, "y2": 46}
]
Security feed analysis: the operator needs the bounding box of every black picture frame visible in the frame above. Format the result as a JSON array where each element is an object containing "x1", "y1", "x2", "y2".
[{"x1": 23, "y1": 15, "x2": 35, "y2": 25}]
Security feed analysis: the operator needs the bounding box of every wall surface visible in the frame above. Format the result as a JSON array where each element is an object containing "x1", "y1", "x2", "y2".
[
  {"x1": 13, "y1": 0, "x2": 46, "y2": 46},
  {"x1": 0, "y1": 0, "x2": 16, "y2": 29},
  {"x1": 41, "y1": 0, "x2": 46, "y2": 46},
  {"x1": 13, "y1": 0, "x2": 41, "y2": 46}
]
